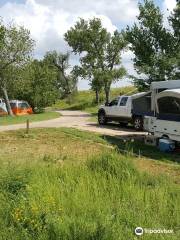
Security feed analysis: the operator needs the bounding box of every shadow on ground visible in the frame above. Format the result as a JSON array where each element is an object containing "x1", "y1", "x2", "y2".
[{"x1": 102, "y1": 135, "x2": 180, "y2": 164}]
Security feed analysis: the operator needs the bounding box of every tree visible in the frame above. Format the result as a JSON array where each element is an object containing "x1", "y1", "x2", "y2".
[
  {"x1": 65, "y1": 18, "x2": 127, "y2": 103},
  {"x1": 170, "y1": 0, "x2": 180, "y2": 39},
  {"x1": 91, "y1": 73, "x2": 104, "y2": 104},
  {"x1": 12, "y1": 59, "x2": 59, "y2": 112},
  {"x1": 44, "y1": 51, "x2": 77, "y2": 97},
  {"x1": 72, "y1": 65, "x2": 104, "y2": 104},
  {"x1": 169, "y1": 0, "x2": 180, "y2": 79},
  {"x1": 0, "y1": 21, "x2": 5, "y2": 48},
  {"x1": 126, "y1": 0, "x2": 179, "y2": 90},
  {"x1": 0, "y1": 21, "x2": 34, "y2": 115}
]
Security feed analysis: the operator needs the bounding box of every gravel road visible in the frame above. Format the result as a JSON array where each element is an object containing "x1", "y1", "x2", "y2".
[{"x1": 0, "y1": 110, "x2": 146, "y2": 138}]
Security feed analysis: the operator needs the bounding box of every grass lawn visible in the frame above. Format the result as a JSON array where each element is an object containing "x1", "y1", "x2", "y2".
[
  {"x1": 0, "y1": 128, "x2": 179, "y2": 239},
  {"x1": 0, "y1": 111, "x2": 60, "y2": 126}
]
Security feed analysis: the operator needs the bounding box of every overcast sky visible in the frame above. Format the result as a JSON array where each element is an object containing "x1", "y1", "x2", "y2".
[{"x1": 0, "y1": 0, "x2": 177, "y2": 89}]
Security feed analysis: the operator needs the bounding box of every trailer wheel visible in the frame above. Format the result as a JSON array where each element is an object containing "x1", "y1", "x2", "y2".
[
  {"x1": 98, "y1": 111, "x2": 107, "y2": 125},
  {"x1": 133, "y1": 116, "x2": 143, "y2": 131}
]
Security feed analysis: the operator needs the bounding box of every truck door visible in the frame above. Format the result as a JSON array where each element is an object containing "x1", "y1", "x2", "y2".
[
  {"x1": 105, "y1": 97, "x2": 120, "y2": 117},
  {"x1": 117, "y1": 96, "x2": 130, "y2": 117}
]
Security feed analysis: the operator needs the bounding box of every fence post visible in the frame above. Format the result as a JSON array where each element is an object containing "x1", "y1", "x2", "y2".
[{"x1": 26, "y1": 119, "x2": 29, "y2": 134}]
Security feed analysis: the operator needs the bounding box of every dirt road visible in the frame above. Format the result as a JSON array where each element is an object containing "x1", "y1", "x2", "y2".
[{"x1": 0, "y1": 110, "x2": 146, "y2": 138}]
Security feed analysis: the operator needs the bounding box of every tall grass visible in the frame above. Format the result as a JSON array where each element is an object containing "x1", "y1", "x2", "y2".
[
  {"x1": 52, "y1": 86, "x2": 136, "y2": 114},
  {"x1": 0, "y1": 152, "x2": 179, "y2": 239}
]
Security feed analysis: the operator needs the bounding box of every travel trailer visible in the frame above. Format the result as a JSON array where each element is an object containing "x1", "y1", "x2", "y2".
[{"x1": 144, "y1": 80, "x2": 180, "y2": 143}]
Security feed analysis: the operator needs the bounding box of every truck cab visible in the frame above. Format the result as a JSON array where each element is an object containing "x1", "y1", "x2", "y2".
[{"x1": 103, "y1": 96, "x2": 132, "y2": 120}]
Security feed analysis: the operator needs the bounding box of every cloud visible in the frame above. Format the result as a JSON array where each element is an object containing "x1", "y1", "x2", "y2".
[
  {"x1": 162, "y1": 0, "x2": 177, "y2": 28},
  {"x1": 0, "y1": 0, "x2": 119, "y2": 57},
  {"x1": 163, "y1": 0, "x2": 177, "y2": 12},
  {"x1": 0, "y1": 0, "x2": 138, "y2": 89},
  {"x1": 35, "y1": 0, "x2": 139, "y2": 23}
]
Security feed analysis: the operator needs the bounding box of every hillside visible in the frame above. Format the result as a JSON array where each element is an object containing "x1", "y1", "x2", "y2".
[{"x1": 53, "y1": 86, "x2": 136, "y2": 115}]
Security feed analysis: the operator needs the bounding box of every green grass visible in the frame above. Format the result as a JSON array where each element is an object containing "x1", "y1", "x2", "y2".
[
  {"x1": 0, "y1": 111, "x2": 60, "y2": 126},
  {"x1": 0, "y1": 128, "x2": 179, "y2": 239},
  {"x1": 103, "y1": 135, "x2": 180, "y2": 164},
  {"x1": 52, "y1": 86, "x2": 136, "y2": 114}
]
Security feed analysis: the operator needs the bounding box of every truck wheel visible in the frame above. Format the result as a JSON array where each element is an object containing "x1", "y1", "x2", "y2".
[
  {"x1": 133, "y1": 116, "x2": 143, "y2": 131},
  {"x1": 98, "y1": 111, "x2": 107, "y2": 125}
]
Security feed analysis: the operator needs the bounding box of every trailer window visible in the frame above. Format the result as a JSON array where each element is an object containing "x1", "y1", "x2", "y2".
[
  {"x1": 158, "y1": 97, "x2": 180, "y2": 115},
  {"x1": 120, "y1": 97, "x2": 128, "y2": 106}
]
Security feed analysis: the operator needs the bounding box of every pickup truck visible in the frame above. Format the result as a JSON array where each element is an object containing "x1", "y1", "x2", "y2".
[{"x1": 98, "y1": 92, "x2": 151, "y2": 131}]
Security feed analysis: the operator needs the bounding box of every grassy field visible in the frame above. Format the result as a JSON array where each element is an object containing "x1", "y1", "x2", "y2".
[
  {"x1": 0, "y1": 112, "x2": 60, "y2": 126},
  {"x1": 0, "y1": 128, "x2": 179, "y2": 239},
  {"x1": 52, "y1": 86, "x2": 136, "y2": 115}
]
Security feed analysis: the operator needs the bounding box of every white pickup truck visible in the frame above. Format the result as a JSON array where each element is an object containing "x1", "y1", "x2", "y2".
[{"x1": 98, "y1": 92, "x2": 151, "y2": 130}]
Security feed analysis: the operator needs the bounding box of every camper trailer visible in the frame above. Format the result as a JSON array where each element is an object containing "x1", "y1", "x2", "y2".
[{"x1": 144, "y1": 80, "x2": 180, "y2": 143}]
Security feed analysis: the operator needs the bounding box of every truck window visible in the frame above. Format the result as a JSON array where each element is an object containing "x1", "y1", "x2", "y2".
[
  {"x1": 120, "y1": 97, "x2": 128, "y2": 106},
  {"x1": 109, "y1": 98, "x2": 119, "y2": 106}
]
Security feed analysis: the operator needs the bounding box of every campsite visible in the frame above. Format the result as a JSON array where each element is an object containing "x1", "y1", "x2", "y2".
[{"x1": 0, "y1": 0, "x2": 180, "y2": 239}]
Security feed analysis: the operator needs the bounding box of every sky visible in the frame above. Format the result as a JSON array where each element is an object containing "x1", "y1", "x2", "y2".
[{"x1": 0, "y1": 0, "x2": 177, "y2": 90}]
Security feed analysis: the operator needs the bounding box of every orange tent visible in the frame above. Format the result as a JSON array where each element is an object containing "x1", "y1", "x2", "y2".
[{"x1": 10, "y1": 100, "x2": 33, "y2": 116}]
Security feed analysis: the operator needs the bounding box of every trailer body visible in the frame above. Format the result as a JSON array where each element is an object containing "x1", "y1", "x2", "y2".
[{"x1": 144, "y1": 80, "x2": 180, "y2": 142}]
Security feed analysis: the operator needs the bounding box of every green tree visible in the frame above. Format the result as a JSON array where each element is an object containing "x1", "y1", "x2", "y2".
[
  {"x1": 169, "y1": 0, "x2": 180, "y2": 79},
  {"x1": 0, "y1": 20, "x2": 5, "y2": 48},
  {"x1": 44, "y1": 51, "x2": 77, "y2": 97},
  {"x1": 65, "y1": 18, "x2": 127, "y2": 103},
  {"x1": 72, "y1": 65, "x2": 104, "y2": 104},
  {"x1": 13, "y1": 59, "x2": 59, "y2": 112},
  {"x1": 126, "y1": 0, "x2": 179, "y2": 90},
  {"x1": 91, "y1": 74, "x2": 104, "y2": 104},
  {"x1": 0, "y1": 21, "x2": 34, "y2": 115}
]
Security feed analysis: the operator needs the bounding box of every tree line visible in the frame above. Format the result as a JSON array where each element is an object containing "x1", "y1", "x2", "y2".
[{"x1": 0, "y1": 0, "x2": 179, "y2": 116}]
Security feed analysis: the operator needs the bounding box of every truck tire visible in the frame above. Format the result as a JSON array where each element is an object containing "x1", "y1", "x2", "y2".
[
  {"x1": 133, "y1": 116, "x2": 143, "y2": 131},
  {"x1": 98, "y1": 111, "x2": 107, "y2": 125}
]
